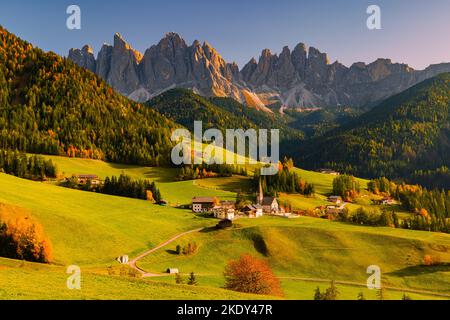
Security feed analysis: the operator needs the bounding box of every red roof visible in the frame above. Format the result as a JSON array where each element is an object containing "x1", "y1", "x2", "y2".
[{"x1": 192, "y1": 197, "x2": 215, "y2": 204}]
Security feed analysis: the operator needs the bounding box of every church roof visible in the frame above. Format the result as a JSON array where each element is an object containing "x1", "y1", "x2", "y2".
[{"x1": 262, "y1": 197, "x2": 276, "y2": 206}]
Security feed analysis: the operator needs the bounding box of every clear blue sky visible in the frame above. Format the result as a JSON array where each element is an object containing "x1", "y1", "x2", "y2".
[{"x1": 0, "y1": 0, "x2": 449, "y2": 69}]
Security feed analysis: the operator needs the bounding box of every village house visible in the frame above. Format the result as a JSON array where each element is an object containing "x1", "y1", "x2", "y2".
[
  {"x1": 328, "y1": 196, "x2": 343, "y2": 205},
  {"x1": 192, "y1": 197, "x2": 216, "y2": 213},
  {"x1": 373, "y1": 197, "x2": 396, "y2": 205},
  {"x1": 318, "y1": 168, "x2": 340, "y2": 176},
  {"x1": 326, "y1": 203, "x2": 347, "y2": 215},
  {"x1": 213, "y1": 200, "x2": 236, "y2": 220},
  {"x1": 214, "y1": 208, "x2": 235, "y2": 220},
  {"x1": 243, "y1": 204, "x2": 263, "y2": 218},
  {"x1": 220, "y1": 200, "x2": 235, "y2": 210},
  {"x1": 76, "y1": 174, "x2": 100, "y2": 186},
  {"x1": 381, "y1": 197, "x2": 395, "y2": 205}
]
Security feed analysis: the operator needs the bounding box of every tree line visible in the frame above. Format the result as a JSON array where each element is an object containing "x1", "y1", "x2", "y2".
[
  {"x1": 62, "y1": 174, "x2": 162, "y2": 203},
  {"x1": 366, "y1": 177, "x2": 450, "y2": 233},
  {"x1": 254, "y1": 158, "x2": 315, "y2": 197},
  {"x1": 337, "y1": 206, "x2": 450, "y2": 234},
  {"x1": 0, "y1": 149, "x2": 57, "y2": 180},
  {"x1": 369, "y1": 177, "x2": 450, "y2": 219},
  {"x1": 177, "y1": 163, "x2": 248, "y2": 181},
  {"x1": 102, "y1": 175, "x2": 162, "y2": 202},
  {"x1": 332, "y1": 175, "x2": 360, "y2": 200},
  {"x1": 296, "y1": 73, "x2": 450, "y2": 189}
]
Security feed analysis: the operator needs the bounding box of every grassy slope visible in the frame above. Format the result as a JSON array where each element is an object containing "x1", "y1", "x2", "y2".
[
  {"x1": 0, "y1": 258, "x2": 270, "y2": 300},
  {"x1": 138, "y1": 216, "x2": 450, "y2": 298},
  {"x1": 43, "y1": 155, "x2": 237, "y2": 206},
  {"x1": 0, "y1": 173, "x2": 212, "y2": 265},
  {"x1": 1, "y1": 155, "x2": 448, "y2": 300}
]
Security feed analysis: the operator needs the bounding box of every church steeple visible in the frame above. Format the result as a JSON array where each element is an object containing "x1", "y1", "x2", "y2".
[{"x1": 257, "y1": 177, "x2": 264, "y2": 205}]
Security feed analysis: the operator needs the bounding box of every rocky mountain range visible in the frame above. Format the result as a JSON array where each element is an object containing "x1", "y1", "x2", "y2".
[{"x1": 69, "y1": 33, "x2": 450, "y2": 111}]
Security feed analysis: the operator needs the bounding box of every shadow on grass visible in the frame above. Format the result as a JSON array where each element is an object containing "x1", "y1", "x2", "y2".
[
  {"x1": 104, "y1": 163, "x2": 176, "y2": 183},
  {"x1": 142, "y1": 169, "x2": 176, "y2": 183},
  {"x1": 166, "y1": 249, "x2": 179, "y2": 255},
  {"x1": 240, "y1": 228, "x2": 269, "y2": 257},
  {"x1": 200, "y1": 226, "x2": 219, "y2": 233},
  {"x1": 203, "y1": 179, "x2": 252, "y2": 193},
  {"x1": 387, "y1": 263, "x2": 450, "y2": 277}
]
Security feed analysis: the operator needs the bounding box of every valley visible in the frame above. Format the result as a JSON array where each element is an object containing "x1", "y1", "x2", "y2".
[
  {"x1": 0, "y1": 21, "x2": 449, "y2": 302},
  {"x1": 1, "y1": 155, "x2": 449, "y2": 300}
]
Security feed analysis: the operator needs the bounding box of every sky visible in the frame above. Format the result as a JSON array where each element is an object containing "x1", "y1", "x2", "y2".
[{"x1": 0, "y1": 0, "x2": 449, "y2": 70}]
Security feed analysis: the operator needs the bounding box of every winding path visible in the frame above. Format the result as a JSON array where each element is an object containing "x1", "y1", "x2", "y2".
[
  {"x1": 127, "y1": 228, "x2": 450, "y2": 299},
  {"x1": 128, "y1": 228, "x2": 204, "y2": 277}
]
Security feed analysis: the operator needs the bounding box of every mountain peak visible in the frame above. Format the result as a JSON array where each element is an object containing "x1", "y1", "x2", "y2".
[
  {"x1": 81, "y1": 45, "x2": 94, "y2": 54},
  {"x1": 164, "y1": 32, "x2": 182, "y2": 40},
  {"x1": 112, "y1": 33, "x2": 142, "y2": 62},
  {"x1": 294, "y1": 42, "x2": 307, "y2": 51},
  {"x1": 113, "y1": 32, "x2": 127, "y2": 47},
  {"x1": 261, "y1": 48, "x2": 273, "y2": 57},
  {"x1": 67, "y1": 32, "x2": 450, "y2": 108}
]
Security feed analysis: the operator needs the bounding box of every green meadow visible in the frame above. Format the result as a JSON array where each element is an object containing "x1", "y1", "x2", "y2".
[
  {"x1": 43, "y1": 155, "x2": 237, "y2": 205},
  {"x1": 137, "y1": 216, "x2": 450, "y2": 298},
  {"x1": 0, "y1": 173, "x2": 212, "y2": 265},
  {"x1": 0, "y1": 257, "x2": 269, "y2": 300},
  {"x1": 0, "y1": 155, "x2": 449, "y2": 300}
]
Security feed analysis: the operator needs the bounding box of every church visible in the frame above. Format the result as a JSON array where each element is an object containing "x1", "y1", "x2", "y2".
[{"x1": 256, "y1": 179, "x2": 280, "y2": 214}]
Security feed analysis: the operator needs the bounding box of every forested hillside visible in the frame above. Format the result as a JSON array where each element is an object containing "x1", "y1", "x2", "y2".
[
  {"x1": 295, "y1": 73, "x2": 450, "y2": 187},
  {"x1": 146, "y1": 89, "x2": 303, "y2": 142},
  {"x1": 0, "y1": 26, "x2": 177, "y2": 166}
]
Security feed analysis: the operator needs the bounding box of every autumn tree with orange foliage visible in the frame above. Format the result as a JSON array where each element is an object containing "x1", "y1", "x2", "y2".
[
  {"x1": 223, "y1": 254, "x2": 283, "y2": 297},
  {"x1": 423, "y1": 254, "x2": 441, "y2": 266},
  {"x1": 0, "y1": 204, "x2": 52, "y2": 263}
]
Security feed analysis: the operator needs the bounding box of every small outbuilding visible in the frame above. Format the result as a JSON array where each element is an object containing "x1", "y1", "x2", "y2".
[
  {"x1": 117, "y1": 255, "x2": 129, "y2": 264},
  {"x1": 166, "y1": 268, "x2": 179, "y2": 274}
]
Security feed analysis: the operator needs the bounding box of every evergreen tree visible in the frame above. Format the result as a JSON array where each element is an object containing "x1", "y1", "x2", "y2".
[{"x1": 187, "y1": 272, "x2": 197, "y2": 286}]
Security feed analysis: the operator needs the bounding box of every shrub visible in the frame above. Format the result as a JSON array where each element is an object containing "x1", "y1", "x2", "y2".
[
  {"x1": 187, "y1": 272, "x2": 197, "y2": 285},
  {"x1": 351, "y1": 207, "x2": 379, "y2": 226},
  {"x1": 175, "y1": 273, "x2": 184, "y2": 284},
  {"x1": 423, "y1": 254, "x2": 441, "y2": 266},
  {"x1": 176, "y1": 242, "x2": 198, "y2": 256},
  {"x1": 217, "y1": 219, "x2": 233, "y2": 229},
  {"x1": 313, "y1": 281, "x2": 339, "y2": 300},
  {"x1": 224, "y1": 254, "x2": 283, "y2": 296},
  {"x1": 0, "y1": 204, "x2": 53, "y2": 263}
]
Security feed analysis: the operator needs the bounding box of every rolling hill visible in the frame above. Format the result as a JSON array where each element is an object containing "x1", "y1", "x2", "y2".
[
  {"x1": 0, "y1": 257, "x2": 271, "y2": 300},
  {"x1": 145, "y1": 88, "x2": 303, "y2": 143},
  {"x1": 0, "y1": 173, "x2": 214, "y2": 265},
  {"x1": 137, "y1": 216, "x2": 450, "y2": 298},
  {"x1": 0, "y1": 155, "x2": 449, "y2": 300},
  {"x1": 0, "y1": 25, "x2": 177, "y2": 166},
  {"x1": 295, "y1": 73, "x2": 450, "y2": 185}
]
